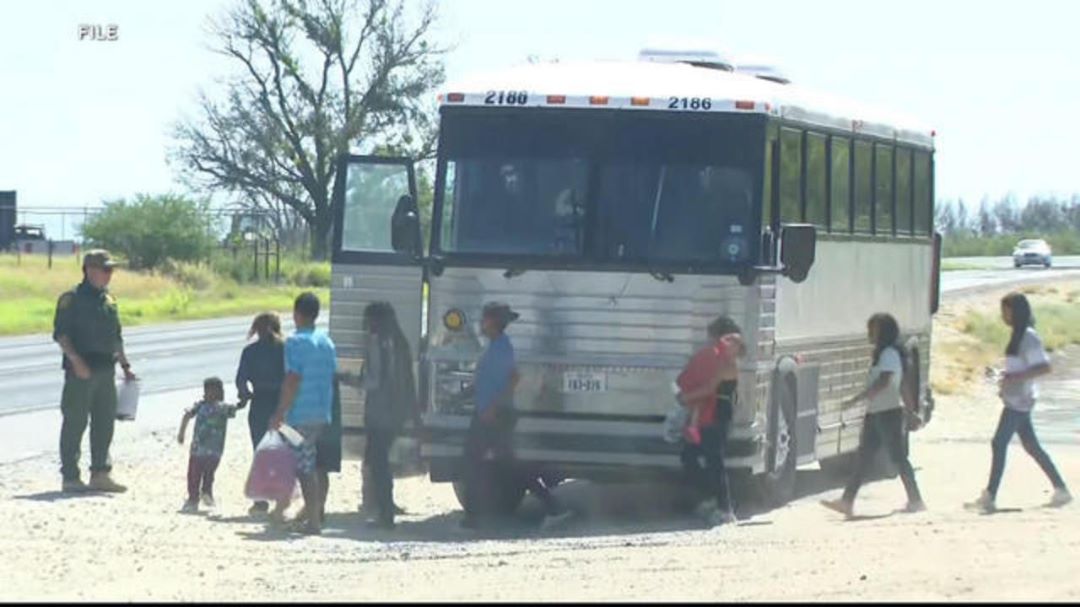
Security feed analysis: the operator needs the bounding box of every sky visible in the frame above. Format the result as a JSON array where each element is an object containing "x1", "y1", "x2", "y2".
[{"x1": 2, "y1": 0, "x2": 1079, "y2": 228}]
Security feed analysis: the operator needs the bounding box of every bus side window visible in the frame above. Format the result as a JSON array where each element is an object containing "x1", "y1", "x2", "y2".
[
  {"x1": 913, "y1": 151, "x2": 932, "y2": 236},
  {"x1": 830, "y1": 136, "x2": 851, "y2": 234},
  {"x1": 875, "y1": 143, "x2": 894, "y2": 237},
  {"x1": 779, "y1": 128, "x2": 802, "y2": 224},
  {"x1": 853, "y1": 140, "x2": 873, "y2": 234},
  {"x1": 896, "y1": 148, "x2": 913, "y2": 236},
  {"x1": 805, "y1": 132, "x2": 827, "y2": 229}
]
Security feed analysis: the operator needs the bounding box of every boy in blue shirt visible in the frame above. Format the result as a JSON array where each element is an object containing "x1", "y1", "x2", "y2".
[{"x1": 269, "y1": 292, "x2": 337, "y2": 536}]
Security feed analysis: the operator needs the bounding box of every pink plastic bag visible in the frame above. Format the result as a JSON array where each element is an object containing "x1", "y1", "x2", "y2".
[{"x1": 244, "y1": 431, "x2": 298, "y2": 502}]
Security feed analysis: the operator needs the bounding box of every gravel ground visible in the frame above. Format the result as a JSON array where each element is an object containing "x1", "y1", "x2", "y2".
[{"x1": 2, "y1": 290, "x2": 1079, "y2": 601}]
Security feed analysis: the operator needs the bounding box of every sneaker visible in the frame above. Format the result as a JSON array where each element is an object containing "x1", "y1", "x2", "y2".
[
  {"x1": 820, "y1": 498, "x2": 854, "y2": 519},
  {"x1": 707, "y1": 509, "x2": 738, "y2": 528},
  {"x1": 902, "y1": 500, "x2": 927, "y2": 514},
  {"x1": 181, "y1": 499, "x2": 199, "y2": 514},
  {"x1": 61, "y1": 478, "x2": 90, "y2": 494},
  {"x1": 88, "y1": 473, "x2": 127, "y2": 494},
  {"x1": 1047, "y1": 488, "x2": 1073, "y2": 508},
  {"x1": 540, "y1": 510, "x2": 574, "y2": 531},
  {"x1": 249, "y1": 502, "x2": 270, "y2": 516},
  {"x1": 201, "y1": 493, "x2": 216, "y2": 508},
  {"x1": 964, "y1": 490, "x2": 996, "y2": 514}
]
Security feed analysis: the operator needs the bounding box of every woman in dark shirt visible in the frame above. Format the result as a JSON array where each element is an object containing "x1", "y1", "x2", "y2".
[
  {"x1": 235, "y1": 312, "x2": 285, "y2": 515},
  {"x1": 359, "y1": 302, "x2": 419, "y2": 529}
]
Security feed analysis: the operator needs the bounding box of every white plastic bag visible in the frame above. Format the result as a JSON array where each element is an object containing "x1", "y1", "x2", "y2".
[
  {"x1": 116, "y1": 379, "x2": 141, "y2": 421},
  {"x1": 662, "y1": 397, "x2": 690, "y2": 444},
  {"x1": 245, "y1": 431, "x2": 299, "y2": 502}
]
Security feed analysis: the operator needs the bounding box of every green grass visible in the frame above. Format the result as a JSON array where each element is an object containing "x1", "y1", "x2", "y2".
[
  {"x1": 962, "y1": 293, "x2": 1080, "y2": 354},
  {"x1": 942, "y1": 232, "x2": 1080, "y2": 257},
  {"x1": 931, "y1": 282, "x2": 1080, "y2": 396},
  {"x1": 940, "y1": 259, "x2": 984, "y2": 272},
  {"x1": 0, "y1": 254, "x2": 329, "y2": 336}
]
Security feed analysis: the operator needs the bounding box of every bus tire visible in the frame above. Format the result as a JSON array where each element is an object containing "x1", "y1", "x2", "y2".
[
  {"x1": 451, "y1": 473, "x2": 528, "y2": 516},
  {"x1": 756, "y1": 372, "x2": 798, "y2": 507}
]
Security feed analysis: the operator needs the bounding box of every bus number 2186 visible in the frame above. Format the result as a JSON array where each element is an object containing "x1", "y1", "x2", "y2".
[
  {"x1": 668, "y1": 97, "x2": 712, "y2": 111},
  {"x1": 485, "y1": 90, "x2": 529, "y2": 105}
]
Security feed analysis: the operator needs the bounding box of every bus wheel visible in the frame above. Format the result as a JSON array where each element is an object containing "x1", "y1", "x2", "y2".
[
  {"x1": 451, "y1": 474, "x2": 527, "y2": 516},
  {"x1": 757, "y1": 373, "x2": 798, "y2": 507}
]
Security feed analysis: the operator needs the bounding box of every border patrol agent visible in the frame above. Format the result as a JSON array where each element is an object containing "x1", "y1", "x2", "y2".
[{"x1": 54, "y1": 249, "x2": 136, "y2": 493}]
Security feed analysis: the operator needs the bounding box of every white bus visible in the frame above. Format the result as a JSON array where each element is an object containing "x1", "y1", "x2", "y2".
[{"x1": 328, "y1": 50, "x2": 941, "y2": 510}]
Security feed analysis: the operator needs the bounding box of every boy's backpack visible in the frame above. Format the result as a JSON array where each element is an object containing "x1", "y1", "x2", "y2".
[{"x1": 893, "y1": 342, "x2": 924, "y2": 431}]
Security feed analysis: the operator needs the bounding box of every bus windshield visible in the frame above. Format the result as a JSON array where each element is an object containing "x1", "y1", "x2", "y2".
[{"x1": 436, "y1": 110, "x2": 765, "y2": 269}]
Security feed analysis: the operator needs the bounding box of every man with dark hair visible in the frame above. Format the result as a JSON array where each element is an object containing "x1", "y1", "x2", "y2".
[
  {"x1": 460, "y1": 302, "x2": 571, "y2": 530},
  {"x1": 269, "y1": 292, "x2": 337, "y2": 535},
  {"x1": 53, "y1": 249, "x2": 136, "y2": 494}
]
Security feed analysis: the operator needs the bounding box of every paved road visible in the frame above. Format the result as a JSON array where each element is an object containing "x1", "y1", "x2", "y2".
[
  {"x1": 943, "y1": 255, "x2": 1080, "y2": 292},
  {"x1": 1, "y1": 263, "x2": 1078, "y2": 416},
  {"x1": 0, "y1": 315, "x2": 326, "y2": 417}
]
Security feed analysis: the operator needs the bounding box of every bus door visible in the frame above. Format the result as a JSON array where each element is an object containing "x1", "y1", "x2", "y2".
[{"x1": 330, "y1": 154, "x2": 425, "y2": 469}]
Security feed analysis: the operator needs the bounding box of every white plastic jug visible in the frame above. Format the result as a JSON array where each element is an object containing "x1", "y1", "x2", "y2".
[{"x1": 116, "y1": 379, "x2": 141, "y2": 421}]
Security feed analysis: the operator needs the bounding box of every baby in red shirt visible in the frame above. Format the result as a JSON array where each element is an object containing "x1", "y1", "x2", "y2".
[{"x1": 677, "y1": 321, "x2": 744, "y2": 444}]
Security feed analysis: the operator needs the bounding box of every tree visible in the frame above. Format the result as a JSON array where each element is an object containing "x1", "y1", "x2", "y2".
[
  {"x1": 81, "y1": 194, "x2": 217, "y2": 270},
  {"x1": 172, "y1": 0, "x2": 446, "y2": 259},
  {"x1": 935, "y1": 200, "x2": 957, "y2": 234},
  {"x1": 977, "y1": 199, "x2": 996, "y2": 237},
  {"x1": 954, "y1": 200, "x2": 972, "y2": 236},
  {"x1": 992, "y1": 195, "x2": 1021, "y2": 234}
]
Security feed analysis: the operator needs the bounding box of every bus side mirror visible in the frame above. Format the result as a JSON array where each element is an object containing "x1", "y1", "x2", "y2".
[
  {"x1": 391, "y1": 195, "x2": 422, "y2": 257},
  {"x1": 780, "y1": 224, "x2": 816, "y2": 283}
]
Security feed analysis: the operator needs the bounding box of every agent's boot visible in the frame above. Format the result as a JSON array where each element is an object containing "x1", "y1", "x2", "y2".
[{"x1": 89, "y1": 472, "x2": 128, "y2": 493}]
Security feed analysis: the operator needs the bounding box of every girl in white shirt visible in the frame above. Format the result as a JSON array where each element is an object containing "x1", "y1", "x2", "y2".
[
  {"x1": 822, "y1": 313, "x2": 925, "y2": 519},
  {"x1": 967, "y1": 293, "x2": 1071, "y2": 513}
]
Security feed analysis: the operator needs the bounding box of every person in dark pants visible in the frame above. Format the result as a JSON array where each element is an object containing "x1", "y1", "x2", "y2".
[
  {"x1": 460, "y1": 302, "x2": 571, "y2": 531},
  {"x1": 966, "y1": 293, "x2": 1072, "y2": 513},
  {"x1": 53, "y1": 249, "x2": 136, "y2": 494},
  {"x1": 235, "y1": 312, "x2": 285, "y2": 516},
  {"x1": 357, "y1": 302, "x2": 419, "y2": 530},
  {"x1": 822, "y1": 313, "x2": 925, "y2": 519},
  {"x1": 678, "y1": 316, "x2": 745, "y2": 528}
]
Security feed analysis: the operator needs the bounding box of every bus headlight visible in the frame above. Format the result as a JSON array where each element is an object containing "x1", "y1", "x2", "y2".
[{"x1": 443, "y1": 309, "x2": 467, "y2": 332}]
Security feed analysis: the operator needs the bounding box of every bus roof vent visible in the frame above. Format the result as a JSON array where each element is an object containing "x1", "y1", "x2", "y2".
[
  {"x1": 734, "y1": 56, "x2": 791, "y2": 85},
  {"x1": 638, "y1": 45, "x2": 736, "y2": 72}
]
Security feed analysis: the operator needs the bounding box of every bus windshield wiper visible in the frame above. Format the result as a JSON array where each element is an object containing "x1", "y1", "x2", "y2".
[{"x1": 503, "y1": 268, "x2": 527, "y2": 279}]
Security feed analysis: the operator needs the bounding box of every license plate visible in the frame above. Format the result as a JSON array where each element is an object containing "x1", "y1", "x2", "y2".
[{"x1": 562, "y1": 371, "x2": 607, "y2": 393}]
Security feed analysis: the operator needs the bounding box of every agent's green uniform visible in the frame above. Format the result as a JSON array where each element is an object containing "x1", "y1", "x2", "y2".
[{"x1": 53, "y1": 280, "x2": 124, "y2": 482}]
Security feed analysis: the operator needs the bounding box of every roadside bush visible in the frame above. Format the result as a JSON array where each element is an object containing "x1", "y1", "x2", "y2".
[
  {"x1": 283, "y1": 259, "x2": 332, "y2": 287},
  {"x1": 943, "y1": 232, "x2": 1080, "y2": 257},
  {"x1": 159, "y1": 259, "x2": 219, "y2": 291},
  {"x1": 81, "y1": 194, "x2": 216, "y2": 270}
]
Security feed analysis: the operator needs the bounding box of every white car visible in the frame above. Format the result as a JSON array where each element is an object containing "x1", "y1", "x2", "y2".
[{"x1": 1013, "y1": 239, "x2": 1053, "y2": 268}]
